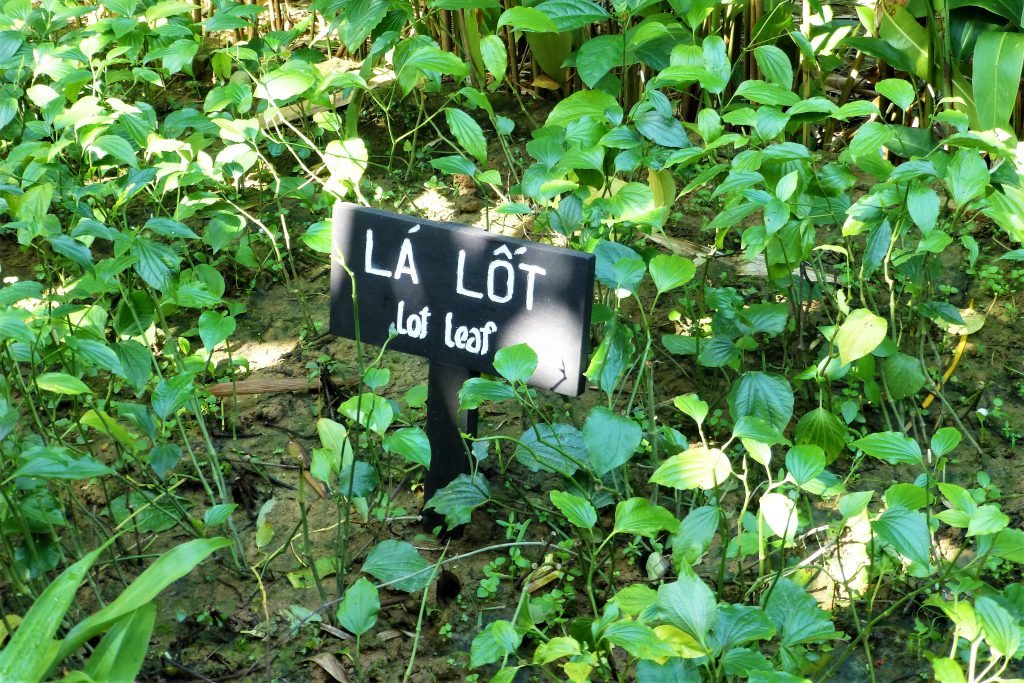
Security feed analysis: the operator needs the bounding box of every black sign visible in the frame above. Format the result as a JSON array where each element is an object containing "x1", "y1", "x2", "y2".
[{"x1": 330, "y1": 203, "x2": 595, "y2": 396}]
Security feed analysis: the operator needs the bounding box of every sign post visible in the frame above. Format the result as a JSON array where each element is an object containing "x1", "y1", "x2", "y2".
[{"x1": 329, "y1": 203, "x2": 595, "y2": 528}]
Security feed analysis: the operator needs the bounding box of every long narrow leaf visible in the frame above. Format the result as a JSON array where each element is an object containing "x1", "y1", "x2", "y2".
[
  {"x1": 0, "y1": 544, "x2": 108, "y2": 682},
  {"x1": 55, "y1": 538, "x2": 230, "y2": 665},
  {"x1": 973, "y1": 30, "x2": 1024, "y2": 132},
  {"x1": 82, "y1": 605, "x2": 157, "y2": 682}
]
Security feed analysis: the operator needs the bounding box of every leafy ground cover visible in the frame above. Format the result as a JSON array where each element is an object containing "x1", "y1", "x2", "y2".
[{"x1": 3, "y1": 0, "x2": 1024, "y2": 681}]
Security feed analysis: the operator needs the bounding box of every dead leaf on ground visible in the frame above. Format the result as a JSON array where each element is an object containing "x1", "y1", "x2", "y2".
[{"x1": 308, "y1": 652, "x2": 350, "y2": 682}]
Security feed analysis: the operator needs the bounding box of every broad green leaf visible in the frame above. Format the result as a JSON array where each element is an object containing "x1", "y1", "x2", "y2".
[
  {"x1": 550, "y1": 490, "x2": 597, "y2": 529},
  {"x1": 975, "y1": 596, "x2": 1021, "y2": 657},
  {"x1": 882, "y1": 352, "x2": 926, "y2": 400},
  {"x1": 907, "y1": 183, "x2": 939, "y2": 232},
  {"x1": 339, "y1": 393, "x2": 393, "y2": 435},
  {"x1": 734, "y1": 80, "x2": 800, "y2": 106},
  {"x1": 493, "y1": 343, "x2": 537, "y2": 384},
  {"x1": 875, "y1": 78, "x2": 916, "y2": 110},
  {"x1": 198, "y1": 311, "x2": 235, "y2": 351},
  {"x1": 547, "y1": 90, "x2": 620, "y2": 128},
  {"x1": 533, "y1": 636, "x2": 581, "y2": 664},
  {"x1": 931, "y1": 427, "x2": 962, "y2": 457},
  {"x1": 470, "y1": 620, "x2": 521, "y2": 668},
  {"x1": 794, "y1": 407, "x2": 847, "y2": 463},
  {"x1": 362, "y1": 540, "x2": 432, "y2": 592},
  {"x1": 673, "y1": 394, "x2": 708, "y2": 425},
  {"x1": 850, "y1": 431, "x2": 922, "y2": 465},
  {"x1": 444, "y1": 108, "x2": 487, "y2": 164},
  {"x1": 458, "y1": 378, "x2": 516, "y2": 409},
  {"x1": 497, "y1": 6, "x2": 558, "y2": 32},
  {"x1": 728, "y1": 372, "x2": 793, "y2": 431},
  {"x1": 945, "y1": 149, "x2": 989, "y2": 207},
  {"x1": 480, "y1": 35, "x2": 507, "y2": 83},
  {"x1": 834, "y1": 308, "x2": 887, "y2": 366},
  {"x1": 301, "y1": 221, "x2": 331, "y2": 253},
  {"x1": 649, "y1": 254, "x2": 696, "y2": 294},
  {"x1": 257, "y1": 61, "x2": 317, "y2": 102},
  {"x1": 753, "y1": 45, "x2": 793, "y2": 89},
  {"x1": 759, "y1": 492, "x2": 798, "y2": 540},
  {"x1": 131, "y1": 238, "x2": 179, "y2": 291},
  {"x1": 382, "y1": 427, "x2": 430, "y2": 467},
  {"x1": 764, "y1": 578, "x2": 842, "y2": 647},
  {"x1": 514, "y1": 423, "x2": 587, "y2": 476},
  {"x1": 424, "y1": 473, "x2": 490, "y2": 527},
  {"x1": 651, "y1": 446, "x2": 731, "y2": 490},
  {"x1": 339, "y1": 0, "x2": 388, "y2": 51},
  {"x1": 713, "y1": 603, "x2": 776, "y2": 649},
  {"x1": 576, "y1": 34, "x2": 623, "y2": 88},
  {"x1": 658, "y1": 575, "x2": 716, "y2": 646},
  {"x1": 613, "y1": 497, "x2": 679, "y2": 538},
  {"x1": 785, "y1": 445, "x2": 825, "y2": 486},
  {"x1": 602, "y1": 622, "x2": 677, "y2": 659},
  {"x1": 336, "y1": 578, "x2": 379, "y2": 636},
  {"x1": 967, "y1": 504, "x2": 1009, "y2": 537},
  {"x1": 973, "y1": 31, "x2": 1024, "y2": 132},
  {"x1": 984, "y1": 184, "x2": 1024, "y2": 243},
  {"x1": 151, "y1": 374, "x2": 194, "y2": 420},
  {"x1": 534, "y1": 0, "x2": 609, "y2": 30},
  {"x1": 873, "y1": 508, "x2": 931, "y2": 566},
  {"x1": 583, "y1": 406, "x2": 642, "y2": 475},
  {"x1": 36, "y1": 372, "x2": 90, "y2": 395}
]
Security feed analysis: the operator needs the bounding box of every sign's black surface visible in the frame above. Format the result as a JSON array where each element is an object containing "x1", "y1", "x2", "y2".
[{"x1": 330, "y1": 203, "x2": 595, "y2": 396}]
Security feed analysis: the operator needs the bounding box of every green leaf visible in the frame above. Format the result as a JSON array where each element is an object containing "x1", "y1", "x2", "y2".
[
  {"x1": 975, "y1": 596, "x2": 1021, "y2": 657},
  {"x1": 0, "y1": 544, "x2": 108, "y2": 681},
  {"x1": 81, "y1": 604, "x2": 155, "y2": 683},
  {"x1": 945, "y1": 149, "x2": 989, "y2": 207},
  {"x1": 131, "y1": 238, "x2": 179, "y2": 291},
  {"x1": 729, "y1": 372, "x2": 793, "y2": 431},
  {"x1": 534, "y1": 0, "x2": 609, "y2": 30},
  {"x1": 883, "y1": 352, "x2": 926, "y2": 400},
  {"x1": 584, "y1": 406, "x2": 642, "y2": 475},
  {"x1": 873, "y1": 508, "x2": 931, "y2": 566},
  {"x1": 301, "y1": 221, "x2": 332, "y2": 253},
  {"x1": 203, "y1": 504, "x2": 236, "y2": 527},
  {"x1": 497, "y1": 6, "x2": 558, "y2": 32},
  {"x1": 336, "y1": 577, "x2": 379, "y2": 636},
  {"x1": 576, "y1": 34, "x2": 623, "y2": 88},
  {"x1": 444, "y1": 107, "x2": 488, "y2": 164},
  {"x1": 602, "y1": 622, "x2": 677, "y2": 659},
  {"x1": 649, "y1": 254, "x2": 696, "y2": 294},
  {"x1": 753, "y1": 45, "x2": 793, "y2": 89},
  {"x1": 651, "y1": 446, "x2": 732, "y2": 490},
  {"x1": 533, "y1": 636, "x2": 581, "y2": 664},
  {"x1": 613, "y1": 497, "x2": 679, "y2": 538},
  {"x1": 760, "y1": 492, "x2": 798, "y2": 540},
  {"x1": 851, "y1": 431, "x2": 922, "y2": 465},
  {"x1": 89, "y1": 135, "x2": 138, "y2": 168},
  {"x1": 425, "y1": 473, "x2": 490, "y2": 527},
  {"x1": 145, "y1": 39, "x2": 198, "y2": 75},
  {"x1": 907, "y1": 183, "x2": 939, "y2": 232},
  {"x1": 967, "y1": 504, "x2": 1009, "y2": 537},
  {"x1": 257, "y1": 61, "x2": 317, "y2": 102},
  {"x1": 362, "y1": 540, "x2": 432, "y2": 592},
  {"x1": 57, "y1": 539, "x2": 230, "y2": 661},
  {"x1": 984, "y1": 184, "x2": 1024, "y2": 243},
  {"x1": 36, "y1": 372, "x2": 90, "y2": 395},
  {"x1": 713, "y1": 603, "x2": 776, "y2": 649},
  {"x1": 339, "y1": 393, "x2": 394, "y2": 435},
  {"x1": 835, "y1": 308, "x2": 887, "y2": 366},
  {"x1": 547, "y1": 90, "x2": 620, "y2": 128},
  {"x1": 931, "y1": 427, "x2": 962, "y2": 457},
  {"x1": 470, "y1": 620, "x2": 521, "y2": 668},
  {"x1": 151, "y1": 374, "x2": 193, "y2": 419},
  {"x1": 198, "y1": 311, "x2": 235, "y2": 351},
  {"x1": 458, "y1": 378, "x2": 516, "y2": 409},
  {"x1": 734, "y1": 80, "x2": 801, "y2": 106},
  {"x1": 514, "y1": 423, "x2": 586, "y2": 476},
  {"x1": 673, "y1": 394, "x2": 708, "y2": 426},
  {"x1": 382, "y1": 427, "x2": 430, "y2": 467},
  {"x1": 973, "y1": 31, "x2": 1024, "y2": 132},
  {"x1": 786, "y1": 445, "x2": 825, "y2": 486},
  {"x1": 550, "y1": 490, "x2": 597, "y2": 529},
  {"x1": 492, "y1": 343, "x2": 537, "y2": 384},
  {"x1": 875, "y1": 78, "x2": 916, "y2": 110},
  {"x1": 658, "y1": 574, "x2": 717, "y2": 646},
  {"x1": 339, "y1": 0, "x2": 388, "y2": 51},
  {"x1": 793, "y1": 408, "x2": 847, "y2": 463},
  {"x1": 480, "y1": 35, "x2": 507, "y2": 83},
  {"x1": 764, "y1": 578, "x2": 842, "y2": 647}
]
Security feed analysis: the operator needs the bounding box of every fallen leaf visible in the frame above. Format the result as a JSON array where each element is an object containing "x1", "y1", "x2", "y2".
[{"x1": 308, "y1": 652, "x2": 349, "y2": 682}]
